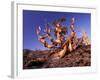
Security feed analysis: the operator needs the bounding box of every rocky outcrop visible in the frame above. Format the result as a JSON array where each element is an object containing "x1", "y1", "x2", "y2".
[{"x1": 23, "y1": 45, "x2": 91, "y2": 69}]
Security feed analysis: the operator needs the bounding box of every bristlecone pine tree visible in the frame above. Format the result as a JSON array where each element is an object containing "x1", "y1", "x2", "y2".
[{"x1": 36, "y1": 17, "x2": 90, "y2": 60}]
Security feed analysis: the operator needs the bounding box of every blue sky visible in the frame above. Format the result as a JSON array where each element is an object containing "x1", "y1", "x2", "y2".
[{"x1": 23, "y1": 10, "x2": 91, "y2": 50}]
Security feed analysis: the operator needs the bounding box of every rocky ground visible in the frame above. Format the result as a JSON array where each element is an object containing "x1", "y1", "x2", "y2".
[{"x1": 23, "y1": 45, "x2": 91, "y2": 69}]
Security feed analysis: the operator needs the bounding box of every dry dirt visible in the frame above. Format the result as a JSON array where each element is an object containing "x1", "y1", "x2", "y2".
[{"x1": 23, "y1": 45, "x2": 91, "y2": 69}]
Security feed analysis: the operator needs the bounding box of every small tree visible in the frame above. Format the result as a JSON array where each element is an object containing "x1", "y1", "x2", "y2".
[{"x1": 36, "y1": 17, "x2": 81, "y2": 59}]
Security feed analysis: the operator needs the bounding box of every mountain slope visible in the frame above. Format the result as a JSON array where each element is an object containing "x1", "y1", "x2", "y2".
[{"x1": 23, "y1": 45, "x2": 91, "y2": 69}]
